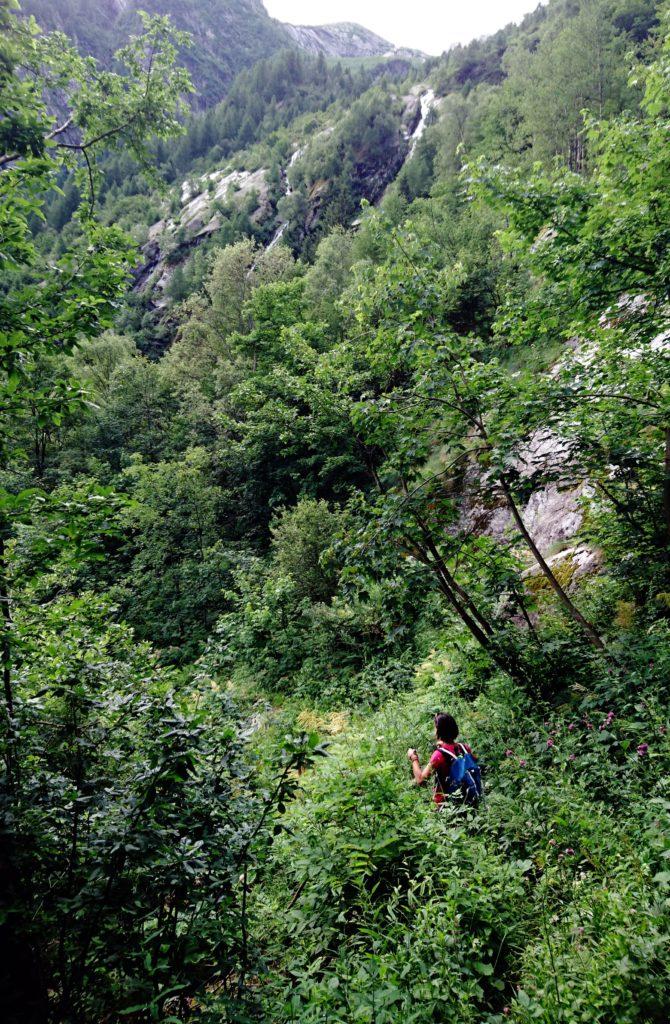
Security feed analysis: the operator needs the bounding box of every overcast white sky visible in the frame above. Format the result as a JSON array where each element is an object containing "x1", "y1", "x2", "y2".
[{"x1": 264, "y1": 1, "x2": 545, "y2": 55}]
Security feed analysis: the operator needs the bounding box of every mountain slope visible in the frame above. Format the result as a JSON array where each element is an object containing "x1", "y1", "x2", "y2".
[
  {"x1": 21, "y1": 0, "x2": 420, "y2": 108},
  {"x1": 131, "y1": 81, "x2": 435, "y2": 315},
  {"x1": 21, "y1": 0, "x2": 290, "y2": 108}
]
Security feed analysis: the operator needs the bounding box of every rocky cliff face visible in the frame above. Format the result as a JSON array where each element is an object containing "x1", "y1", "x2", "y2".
[
  {"x1": 134, "y1": 87, "x2": 434, "y2": 307},
  {"x1": 283, "y1": 22, "x2": 393, "y2": 57},
  {"x1": 458, "y1": 420, "x2": 603, "y2": 596},
  {"x1": 284, "y1": 23, "x2": 426, "y2": 60}
]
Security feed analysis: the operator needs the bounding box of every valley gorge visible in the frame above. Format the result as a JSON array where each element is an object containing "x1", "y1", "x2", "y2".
[{"x1": 1, "y1": 2, "x2": 669, "y2": 1022}]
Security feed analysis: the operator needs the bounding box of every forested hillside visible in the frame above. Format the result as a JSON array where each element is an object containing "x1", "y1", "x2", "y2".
[
  {"x1": 19, "y1": 0, "x2": 403, "y2": 106},
  {"x1": 2, "y1": 0, "x2": 670, "y2": 1022}
]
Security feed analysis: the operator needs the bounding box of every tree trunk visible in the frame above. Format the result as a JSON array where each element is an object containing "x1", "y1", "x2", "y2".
[
  {"x1": 404, "y1": 530, "x2": 531, "y2": 685},
  {"x1": 497, "y1": 473, "x2": 606, "y2": 652},
  {"x1": 414, "y1": 516, "x2": 495, "y2": 638}
]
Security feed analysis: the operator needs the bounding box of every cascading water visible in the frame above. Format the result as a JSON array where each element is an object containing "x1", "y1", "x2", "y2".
[
  {"x1": 252, "y1": 88, "x2": 436, "y2": 250},
  {"x1": 349, "y1": 88, "x2": 436, "y2": 222},
  {"x1": 267, "y1": 145, "x2": 304, "y2": 251},
  {"x1": 407, "y1": 88, "x2": 435, "y2": 159}
]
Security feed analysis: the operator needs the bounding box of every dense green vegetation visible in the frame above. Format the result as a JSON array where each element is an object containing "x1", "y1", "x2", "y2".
[
  {"x1": 2, "y1": 0, "x2": 670, "y2": 1022},
  {"x1": 19, "y1": 0, "x2": 293, "y2": 107},
  {"x1": 153, "y1": 48, "x2": 417, "y2": 181}
]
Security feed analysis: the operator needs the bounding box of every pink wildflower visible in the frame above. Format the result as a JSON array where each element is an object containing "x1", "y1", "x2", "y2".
[
  {"x1": 546, "y1": 738, "x2": 555, "y2": 749},
  {"x1": 568, "y1": 723, "x2": 576, "y2": 732},
  {"x1": 565, "y1": 848, "x2": 575, "y2": 855},
  {"x1": 505, "y1": 748, "x2": 514, "y2": 757},
  {"x1": 637, "y1": 743, "x2": 649, "y2": 757},
  {"x1": 519, "y1": 759, "x2": 527, "y2": 767},
  {"x1": 568, "y1": 753, "x2": 576, "y2": 762}
]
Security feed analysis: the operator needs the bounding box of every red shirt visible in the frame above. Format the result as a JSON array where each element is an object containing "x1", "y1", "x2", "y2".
[{"x1": 430, "y1": 742, "x2": 474, "y2": 804}]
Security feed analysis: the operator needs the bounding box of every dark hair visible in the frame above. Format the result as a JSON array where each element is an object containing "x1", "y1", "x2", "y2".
[{"x1": 434, "y1": 713, "x2": 458, "y2": 742}]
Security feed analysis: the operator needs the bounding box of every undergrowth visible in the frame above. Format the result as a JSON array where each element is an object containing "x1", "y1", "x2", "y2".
[{"x1": 252, "y1": 652, "x2": 670, "y2": 1023}]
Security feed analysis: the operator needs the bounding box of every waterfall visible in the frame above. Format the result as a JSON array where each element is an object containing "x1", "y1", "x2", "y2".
[
  {"x1": 408, "y1": 89, "x2": 435, "y2": 160},
  {"x1": 268, "y1": 90, "x2": 436, "y2": 245},
  {"x1": 266, "y1": 222, "x2": 288, "y2": 252},
  {"x1": 267, "y1": 145, "x2": 304, "y2": 251}
]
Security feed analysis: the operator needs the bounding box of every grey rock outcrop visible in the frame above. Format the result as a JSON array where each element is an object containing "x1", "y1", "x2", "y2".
[
  {"x1": 283, "y1": 22, "x2": 426, "y2": 59},
  {"x1": 460, "y1": 428, "x2": 600, "y2": 590}
]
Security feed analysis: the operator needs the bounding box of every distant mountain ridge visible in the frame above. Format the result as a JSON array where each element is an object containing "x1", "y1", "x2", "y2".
[
  {"x1": 283, "y1": 21, "x2": 424, "y2": 59},
  {"x1": 20, "y1": 0, "x2": 421, "y2": 107}
]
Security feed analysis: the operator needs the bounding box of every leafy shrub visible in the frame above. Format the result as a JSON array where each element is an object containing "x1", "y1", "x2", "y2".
[
  {"x1": 1, "y1": 593, "x2": 326, "y2": 1022},
  {"x1": 209, "y1": 549, "x2": 428, "y2": 707},
  {"x1": 257, "y1": 656, "x2": 670, "y2": 1022}
]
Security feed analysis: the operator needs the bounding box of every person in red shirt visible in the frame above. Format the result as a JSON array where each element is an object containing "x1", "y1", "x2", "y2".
[{"x1": 407, "y1": 713, "x2": 477, "y2": 806}]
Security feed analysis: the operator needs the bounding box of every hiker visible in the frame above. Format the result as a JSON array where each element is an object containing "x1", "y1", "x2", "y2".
[{"x1": 407, "y1": 713, "x2": 482, "y2": 806}]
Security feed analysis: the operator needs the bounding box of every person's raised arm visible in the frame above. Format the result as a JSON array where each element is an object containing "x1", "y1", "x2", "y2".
[{"x1": 407, "y1": 748, "x2": 433, "y2": 785}]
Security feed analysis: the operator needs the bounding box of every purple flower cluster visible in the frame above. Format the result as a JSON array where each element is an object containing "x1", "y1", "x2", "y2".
[
  {"x1": 599, "y1": 711, "x2": 615, "y2": 731},
  {"x1": 501, "y1": 704, "x2": 659, "y2": 772}
]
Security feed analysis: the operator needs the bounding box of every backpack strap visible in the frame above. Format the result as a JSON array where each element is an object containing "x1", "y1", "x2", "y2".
[{"x1": 434, "y1": 746, "x2": 456, "y2": 795}]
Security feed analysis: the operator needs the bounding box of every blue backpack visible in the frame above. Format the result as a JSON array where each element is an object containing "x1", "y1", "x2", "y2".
[{"x1": 436, "y1": 744, "x2": 482, "y2": 805}]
